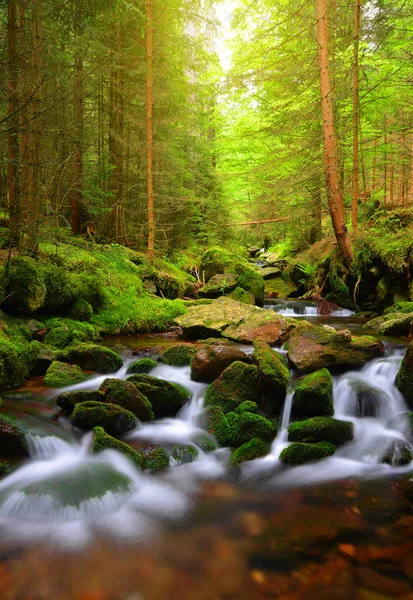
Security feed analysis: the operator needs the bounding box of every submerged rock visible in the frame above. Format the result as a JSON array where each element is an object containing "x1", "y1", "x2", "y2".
[
  {"x1": 287, "y1": 322, "x2": 384, "y2": 372},
  {"x1": 71, "y1": 401, "x2": 136, "y2": 435},
  {"x1": 175, "y1": 296, "x2": 295, "y2": 344},
  {"x1": 204, "y1": 361, "x2": 260, "y2": 413},
  {"x1": 159, "y1": 343, "x2": 198, "y2": 366},
  {"x1": 0, "y1": 415, "x2": 29, "y2": 456},
  {"x1": 56, "y1": 389, "x2": 106, "y2": 412},
  {"x1": 252, "y1": 340, "x2": 290, "y2": 414},
  {"x1": 44, "y1": 360, "x2": 87, "y2": 387},
  {"x1": 126, "y1": 357, "x2": 158, "y2": 374},
  {"x1": 288, "y1": 416, "x2": 354, "y2": 446},
  {"x1": 292, "y1": 368, "x2": 334, "y2": 418},
  {"x1": 348, "y1": 380, "x2": 390, "y2": 417},
  {"x1": 57, "y1": 343, "x2": 123, "y2": 373},
  {"x1": 99, "y1": 378, "x2": 154, "y2": 421},
  {"x1": 382, "y1": 440, "x2": 413, "y2": 466},
  {"x1": 127, "y1": 373, "x2": 190, "y2": 418},
  {"x1": 92, "y1": 426, "x2": 144, "y2": 469},
  {"x1": 279, "y1": 441, "x2": 336, "y2": 465},
  {"x1": 170, "y1": 444, "x2": 199, "y2": 465},
  {"x1": 190, "y1": 345, "x2": 249, "y2": 382},
  {"x1": 230, "y1": 438, "x2": 270, "y2": 466}
]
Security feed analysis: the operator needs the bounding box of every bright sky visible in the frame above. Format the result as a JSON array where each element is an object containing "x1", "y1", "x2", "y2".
[{"x1": 214, "y1": 1, "x2": 237, "y2": 71}]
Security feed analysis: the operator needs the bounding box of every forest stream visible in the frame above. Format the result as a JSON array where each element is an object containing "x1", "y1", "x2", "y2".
[{"x1": 0, "y1": 306, "x2": 412, "y2": 599}]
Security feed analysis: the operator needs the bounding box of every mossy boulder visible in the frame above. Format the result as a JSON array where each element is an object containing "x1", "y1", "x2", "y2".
[
  {"x1": 231, "y1": 438, "x2": 270, "y2": 466},
  {"x1": 382, "y1": 440, "x2": 413, "y2": 467},
  {"x1": 287, "y1": 322, "x2": 384, "y2": 372},
  {"x1": 29, "y1": 345, "x2": 54, "y2": 376},
  {"x1": 99, "y1": 378, "x2": 154, "y2": 421},
  {"x1": 44, "y1": 360, "x2": 87, "y2": 387},
  {"x1": 252, "y1": 340, "x2": 290, "y2": 414},
  {"x1": 56, "y1": 389, "x2": 106, "y2": 412},
  {"x1": 279, "y1": 442, "x2": 336, "y2": 465},
  {"x1": 26, "y1": 319, "x2": 46, "y2": 341},
  {"x1": 42, "y1": 264, "x2": 75, "y2": 310},
  {"x1": 198, "y1": 273, "x2": 238, "y2": 298},
  {"x1": 191, "y1": 433, "x2": 217, "y2": 452},
  {"x1": 204, "y1": 361, "x2": 260, "y2": 413},
  {"x1": 0, "y1": 337, "x2": 30, "y2": 389},
  {"x1": 0, "y1": 415, "x2": 29, "y2": 456},
  {"x1": 196, "y1": 406, "x2": 230, "y2": 446},
  {"x1": 160, "y1": 343, "x2": 198, "y2": 366},
  {"x1": 376, "y1": 312, "x2": 413, "y2": 337},
  {"x1": 190, "y1": 345, "x2": 249, "y2": 382},
  {"x1": 92, "y1": 426, "x2": 144, "y2": 469},
  {"x1": 127, "y1": 374, "x2": 190, "y2": 418},
  {"x1": 259, "y1": 267, "x2": 282, "y2": 279},
  {"x1": 4, "y1": 256, "x2": 46, "y2": 314},
  {"x1": 126, "y1": 358, "x2": 158, "y2": 374},
  {"x1": 384, "y1": 302, "x2": 413, "y2": 315},
  {"x1": 227, "y1": 411, "x2": 277, "y2": 448},
  {"x1": 292, "y1": 369, "x2": 334, "y2": 418},
  {"x1": 175, "y1": 297, "x2": 295, "y2": 344},
  {"x1": 228, "y1": 287, "x2": 255, "y2": 305},
  {"x1": 43, "y1": 326, "x2": 72, "y2": 349},
  {"x1": 57, "y1": 343, "x2": 123, "y2": 373},
  {"x1": 396, "y1": 341, "x2": 413, "y2": 407},
  {"x1": 287, "y1": 416, "x2": 354, "y2": 446},
  {"x1": 71, "y1": 401, "x2": 136, "y2": 435},
  {"x1": 170, "y1": 444, "x2": 199, "y2": 465},
  {"x1": 140, "y1": 445, "x2": 169, "y2": 471},
  {"x1": 67, "y1": 299, "x2": 93, "y2": 322},
  {"x1": 235, "y1": 401, "x2": 260, "y2": 414}
]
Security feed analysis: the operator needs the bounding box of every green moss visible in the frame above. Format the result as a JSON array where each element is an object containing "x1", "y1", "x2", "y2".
[
  {"x1": 44, "y1": 360, "x2": 87, "y2": 387},
  {"x1": 127, "y1": 358, "x2": 158, "y2": 374},
  {"x1": 288, "y1": 417, "x2": 354, "y2": 446},
  {"x1": 230, "y1": 438, "x2": 270, "y2": 466},
  {"x1": 253, "y1": 340, "x2": 290, "y2": 391},
  {"x1": 127, "y1": 373, "x2": 190, "y2": 417},
  {"x1": 139, "y1": 445, "x2": 169, "y2": 471},
  {"x1": 204, "y1": 361, "x2": 260, "y2": 413},
  {"x1": 396, "y1": 342, "x2": 413, "y2": 407},
  {"x1": 67, "y1": 299, "x2": 93, "y2": 322},
  {"x1": 235, "y1": 401, "x2": 260, "y2": 415},
  {"x1": 0, "y1": 461, "x2": 14, "y2": 478},
  {"x1": 43, "y1": 326, "x2": 72, "y2": 349},
  {"x1": 43, "y1": 319, "x2": 99, "y2": 349},
  {"x1": 42, "y1": 264, "x2": 75, "y2": 310},
  {"x1": 228, "y1": 286, "x2": 255, "y2": 305},
  {"x1": 227, "y1": 411, "x2": 277, "y2": 448},
  {"x1": 264, "y1": 276, "x2": 298, "y2": 298},
  {"x1": 160, "y1": 343, "x2": 198, "y2": 366},
  {"x1": 56, "y1": 389, "x2": 106, "y2": 412},
  {"x1": 92, "y1": 426, "x2": 144, "y2": 469},
  {"x1": 0, "y1": 334, "x2": 30, "y2": 389},
  {"x1": 170, "y1": 444, "x2": 199, "y2": 465},
  {"x1": 71, "y1": 401, "x2": 136, "y2": 435},
  {"x1": 279, "y1": 441, "x2": 336, "y2": 465},
  {"x1": 191, "y1": 433, "x2": 217, "y2": 452},
  {"x1": 57, "y1": 343, "x2": 123, "y2": 373},
  {"x1": 4, "y1": 256, "x2": 46, "y2": 313},
  {"x1": 236, "y1": 270, "x2": 264, "y2": 306},
  {"x1": 0, "y1": 415, "x2": 29, "y2": 456},
  {"x1": 292, "y1": 369, "x2": 334, "y2": 418},
  {"x1": 384, "y1": 302, "x2": 413, "y2": 315},
  {"x1": 99, "y1": 378, "x2": 154, "y2": 421},
  {"x1": 196, "y1": 406, "x2": 230, "y2": 446}
]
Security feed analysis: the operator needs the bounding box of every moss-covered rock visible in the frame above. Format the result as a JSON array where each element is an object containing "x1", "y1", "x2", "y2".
[
  {"x1": 67, "y1": 299, "x2": 93, "y2": 322},
  {"x1": 0, "y1": 415, "x2": 29, "y2": 456},
  {"x1": 56, "y1": 389, "x2": 106, "y2": 412},
  {"x1": 43, "y1": 326, "x2": 72, "y2": 349},
  {"x1": 191, "y1": 345, "x2": 249, "y2": 382},
  {"x1": 92, "y1": 426, "x2": 144, "y2": 469},
  {"x1": 160, "y1": 343, "x2": 198, "y2": 366},
  {"x1": 204, "y1": 361, "x2": 260, "y2": 413},
  {"x1": 292, "y1": 369, "x2": 334, "y2": 418},
  {"x1": 252, "y1": 340, "x2": 290, "y2": 413},
  {"x1": 382, "y1": 440, "x2": 413, "y2": 467},
  {"x1": 287, "y1": 322, "x2": 384, "y2": 372},
  {"x1": 57, "y1": 343, "x2": 123, "y2": 373},
  {"x1": 99, "y1": 378, "x2": 154, "y2": 421},
  {"x1": 126, "y1": 357, "x2": 157, "y2": 374},
  {"x1": 4, "y1": 256, "x2": 46, "y2": 314},
  {"x1": 170, "y1": 444, "x2": 199, "y2": 465},
  {"x1": 228, "y1": 287, "x2": 255, "y2": 305},
  {"x1": 230, "y1": 438, "x2": 270, "y2": 466},
  {"x1": 196, "y1": 406, "x2": 230, "y2": 446},
  {"x1": 279, "y1": 441, "x2": 336, "y2": 465},
  {"x1": 71, "y1": 401, "x2": 136, "y2": 435},
  {"x1": 287, "y1": 416, "x2": 354, "y2": 446},
  {"x1": 127, "y1": 373, "x2": 190, "y2": 418},
  {"x1": 198, "y1": 274, "x2": 238, "y2": 298},
  {"x1": 140, "y1": 445, "x2": 169, "y2": 471},
  {"x1": 175, "y1": 296, "x2": 295, "y2": 343},
  {"x1": 191, "y1": 433, "x2": 217, "y2": 452},
  {"x1": 26, "y1": 319, "x2": 46, "y2": 341},
  {"x1": 42, "y1": 264, "x2": 75, "y2": 310},
  {"x1": 396, "y1": 341, "x2": 413, "y2": 407},
  {"x1": 376, "y1": 312, "x2": 413, "y2": 337},
  {"x1": 384, "y1": 302, "x2": 413, "y2": 315},
  {"x1": 235, "y1": 401, "x2": 260, "y2": 415},
  {"x1": 0, "y1": 336, "x2": 31, "y2": 389},
  {"x1": 44, "y1": 360, "x2": 87, "y2": 387},
  {"x1": 227, "y1": 411, "x2": 277, "y2": 448}
]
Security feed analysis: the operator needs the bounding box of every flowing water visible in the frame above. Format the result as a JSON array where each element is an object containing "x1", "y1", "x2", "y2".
[{"x1": 1, "y1": 303, "x2": 413, "y2": 598}]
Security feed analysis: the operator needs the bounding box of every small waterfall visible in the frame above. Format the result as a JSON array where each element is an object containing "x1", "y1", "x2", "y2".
[{"x1": 265, "y1": 301, "x2": 354, "y2": 317}]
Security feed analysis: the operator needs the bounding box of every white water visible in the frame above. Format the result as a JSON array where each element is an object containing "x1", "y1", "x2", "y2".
[{"x1": 267, "y1": 305, "x2": 355, "y2": 317}]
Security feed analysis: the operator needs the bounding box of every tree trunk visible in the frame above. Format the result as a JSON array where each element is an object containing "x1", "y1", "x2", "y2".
[
  {"x1": 146, "y1": 0, "x2": 154, "y2": 261},
  {"x1": 71, "y1": 49, "x2": 83, "y2": 235},
  {"x1": 351, "y1": 0, "x2": 360, "y2": 229},
  {"x1": 7, "y1": 0, "x2": 20, "y2": 247},
  {"x1": 316, "y1": 0, "x2": 353, "y2": 263}
]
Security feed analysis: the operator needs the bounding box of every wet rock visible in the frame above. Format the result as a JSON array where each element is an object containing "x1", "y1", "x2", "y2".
[
  {"x1": 29, "y1": 345, "x2": 54, "y2": 376},
  {"x1": 91, "y1": 426, "x2": 144, "y2": 469},
  {"x1": 140, "y1": 445, "x2": 169, "y2": 471},
  {"x1": 204, "y1": 361, "x2": 260, "y2": 413},
  {"x1": 198, "y1": 273, "x2": 238, "y2": 298},
  {"x1": 71, "y1": 401, "x2": 136, "y2": 435},
  {"x1": 355, "y1": 478, "x2": 411, "y2": 522},
  {"x1": 170, "y1": 444, "x2": 199, "y2": 465},
  {"x1": 127, "y1": 373, "x2": 190, "y2": 418},
  {"x1": 57, "y1": 343, "x2": 123, "y2": 373},
  {"x1": 126, "y1": 357, "x2": 157, "y2": 374},
  {"x1": 382, "y1": 440, "x2": 413, "y2": 466},
  {"x1": 26, "y1": 319, "x2": 46, "y2": 341},
  {"x1": 349, "y1": 380, "x2": 390, "y2": 417},
  {"x1": 191, "y1": 432, "x2": 217, "y2": 452},
  {"x1": 227, "y1": 411, "x2": 277, "y2": 448},
  {"x1": 279, "y1": 441, "x2": 336, "y2": 465},
  {"x1": 259, "y1": 267, "x2": 282, "y2": 280},
  {"x1": 231, "y1": 438, "x2": 270, "y2": 466},
  {"x1": 175, "y1": 297, "x2": 295, "y2": 343},
  {"x1": 99, "y1": 378, "x2": 154, "y2": 421},
  {"x1": 287, "y1": 322, "x2": 384, "y2": 372},
  {"x1": 384, "y1": 302, "x2": 413, "y2": 315},
  {"x1": 288, "y1": 416, "x2": 354, "y2": 446},
  {"x1": 159, "y1": 343, "x2": 198, "y2": 366},
  {"x1": 292, "y1": 368, "x2": 334, "y2": 418},
  {"x1": 44, "y1": 360, "x2": 87, "y2": 387},
  {"x1": 252, "y1": 340, "x2": 290, "y2": 414},
  {"x1": 396, "y1": 341, "x2": 413, "y2": 407},
  {"x1": 0, "y1": 415, "x2": 29, "y2": 456},
  {"x1": 56, "y1": 389, "x2": 106, "y2": 412},
  {"x1": 196, "y1": 406, "x2": 231, "y2": 446},
  {"x1": 191, "y1": 345, "x2": 249, "y2": 382},
  {"x1": 377, "y1": 312, "x2": 413, "y2": 337},
  {"x1": 228, "y1": 287, "x2": 255, "y2": 305}
]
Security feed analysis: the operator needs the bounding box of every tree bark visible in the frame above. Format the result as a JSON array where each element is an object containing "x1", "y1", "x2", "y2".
[
  {"x1": 316, "y1": 0, "x2": 353, "y2": 263},
  {"x1": 71, "y1": 49, "x2": 83, "y2": 234},
  {"x1": 146, "y1": 0, "x2": 154, "y2": 261},
  {"x1": 7, "y1": 0, "x2": 20, "y2": 247},
  {"x1": 351, "y1": 0, "x2": 361, "y2": 229}
]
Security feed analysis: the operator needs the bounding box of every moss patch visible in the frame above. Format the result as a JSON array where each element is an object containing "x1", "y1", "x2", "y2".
[
  {"x1": 292, "y1": 369, "x2": 334, "y2": 418},
  {"x1": 279, "y1": 441, "x2": 336, "y2": 465},
  {"x1": 92, "y1": 426, "x2": 144, "y2": 469},
  {"x1": 99, "y1": 378, "x2": 154, "y2": 421},
  {"x1": 160, "y1": 343, "x2": 198, "y2": 366},
  {"x1": 127, "y1": 374, "x2": 190, "y2": 418},
  {"x1": 44, "y1": 361, "x2": 87, "y2": 387},
  {"x1": 127, "y1": 358, "x2": 158, "y2": 374},
  {"x1": 204, "y1": 361, "x2": 260, "y2": 413},
  {"x1": 71, "y1": 401, "x2": 136, "y2": 435},
  {"x1": 231, "y1": 438, "x2": 270, "y2": 466},
  {"x1": 288, "y1": 417, "x2": 354, "y2": 446}
]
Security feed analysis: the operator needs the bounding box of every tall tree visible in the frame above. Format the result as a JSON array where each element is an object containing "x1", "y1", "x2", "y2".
[
  {"x1": 7, "y1": 0, "x2": 20, "y2": 246},
  {"x1": 146, "y1": 0, "x2": 154, "y2": 260},
  {"x1": 351, "y1": 0, "x2": 361, "y2": 229}
]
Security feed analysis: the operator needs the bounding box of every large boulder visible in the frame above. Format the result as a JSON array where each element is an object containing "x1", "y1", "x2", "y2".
[
  {"x1": 56, "y1": 389, "x2": 105, "y2": 412},
  {"x1": 71, "y1": 401, "x2": 136, "y2": 435},
  {"x1": 127, "y1": 374, "x2": 190, "y2": 418},
  {"x1": 396, "y1": 341, "x2": 413, "y2": 407},
  {"x1": 292, "y1": 368, "x2": 334, "y2": 418},
  {"x1": 92, "y1": 426, "x2": 144, "y2": 469},
  {"x1": 196, "y1": 406, "x2": 230, "y2": 446},
  {"x1": 175, "y1": 297, "x2": 295, "y2": 344},
  {"x1": 190, "y1": 345, "x2": 249, "y2": 382},
  {"x1": 252, "y1": 340, "x2": 290, "y2": 414},
  {"x1": 376, "y1": 313, "x2": 413, "y2": 337},
  {"x1": 99, "y1": 378, "x2": 154, "y2": 421},
  {"x1": 0, "y1": 415, "x2": 29, "y2": 456},
  {"x1": 159, "y1": 343, "x2": 198, "y2": 366},
  {"x1": 227, "y1": 410, "x2": 277, "y2": 448},
  {"x1": 259, "y1": 267, "x2": 282, "y2": 280},
  {"x1": 204, "y1": 361, "x2": 260, "y2": 413},
  {"x1": 287, "y1": 322, "x2": 384, "y2": 372},
  {"x1": 279, "y1": 441, "x2": 336, "y2": 465},
  {"x1": 56, "y1": 343, "x2": 123, "y2": 373},
  {"x1": 287, "y1": 416, "x2": 354, "y2": 446},
  {"x1": 198, "y1": 274, "x2": 238, "y2": 298},
  {"x1": 3, "y1": 256, "x2": 46, "y2": 314},
  {"x1": 44, "y1": 361, "x2": 87, "y2": 387}
]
